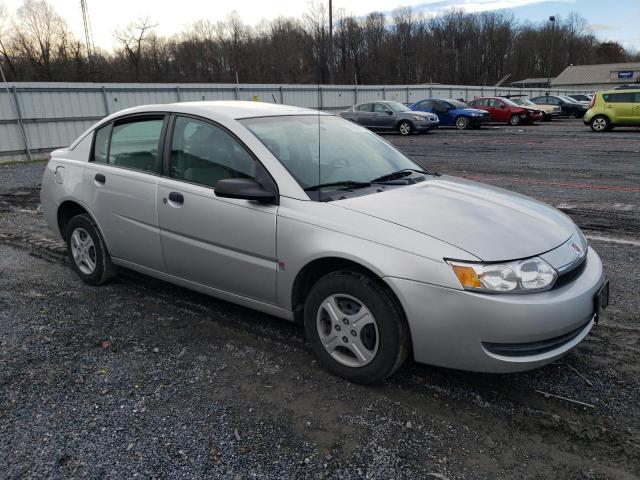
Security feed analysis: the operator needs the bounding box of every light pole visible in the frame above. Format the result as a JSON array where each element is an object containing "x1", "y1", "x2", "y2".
[
  {"x1": 547, "y1": 16, "x2": 556, "y2": 92},
  {"x1": 328, "y1": 0, "x2": 333, "y2": 84}
]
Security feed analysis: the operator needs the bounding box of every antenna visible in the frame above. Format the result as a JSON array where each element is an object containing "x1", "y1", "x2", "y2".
[{"x1": 80, "y1": 0, "x2": 97, "y2": 75}]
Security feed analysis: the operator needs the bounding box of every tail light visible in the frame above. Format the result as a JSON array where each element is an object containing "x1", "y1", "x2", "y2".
[{"x1": 588, "y1": 95, "x2": 595, "y2": 108}]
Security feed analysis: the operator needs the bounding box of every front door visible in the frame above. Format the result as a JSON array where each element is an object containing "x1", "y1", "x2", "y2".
[
  {"x1": 603, "y1": 92, "x2": 637, "y2": 124},
  {"x1": 156, "y1": 115, "x2": 278, "y2": 304},
  {"x1": 372, "y1": 103, "x2": 395, "y2": 129},
  {"x1": 83, "y1": 115, "x2": 166, "y2": 271}
]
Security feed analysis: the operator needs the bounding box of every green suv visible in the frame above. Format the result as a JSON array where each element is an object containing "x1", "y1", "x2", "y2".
[{"x1": 584, "y1": 89, "x2": 640, "y2": 132}]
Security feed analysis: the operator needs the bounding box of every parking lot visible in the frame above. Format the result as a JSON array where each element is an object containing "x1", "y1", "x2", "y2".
[{"x1": 1, "y1": 119, "x2": 639, "y2": 479}]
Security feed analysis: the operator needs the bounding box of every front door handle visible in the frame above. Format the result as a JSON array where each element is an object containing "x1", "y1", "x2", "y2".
[
  {"x1": 94, "y1": 173, "x2": 106, "y2": 184},
  {"x1": 168, "y1": 192, "x2": 184, "y2": 204}
]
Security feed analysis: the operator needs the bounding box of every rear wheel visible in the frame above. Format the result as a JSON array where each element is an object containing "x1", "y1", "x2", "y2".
[
  {"x1": 509, "y1": 114, "x2": 522, "y2": 126},
  {"x1": 304, "y1": 270, "x2": 410, "y2": 384},
  {"x1": 66, "y1": 214, "x2": 116, "y2": 285},
  {"x1": 590, "y1": 115, "x2": 610, "y2": 132},
  {"x1": 455, "y1": 116, "x2": 470, "y2": 130},
  {"x1": 397, "y1": 120, "x2": 413, "y2": 136}
]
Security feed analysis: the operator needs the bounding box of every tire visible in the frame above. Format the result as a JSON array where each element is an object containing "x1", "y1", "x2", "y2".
[
  {"x1": 455, "y1": 116, "x2": 470, "y2": 130},
  {"x1": 543, "y1": 114, "x2": 551, "y2": 122},
  {"x1": 397, "y1": 120, "x2": 413, "y2": 136},
  {"x1": 590, "y1": 115, "x2": 610, "y2": 132},
  {"x1": 66, "y1": 214, "x2": 116, "y2": 285},
  {"x1": 509, "y1": 114, "x2": 522, "y2": 126},
  {"x1": 303, "y1": 270, "x2": 410, "y2": 384}
]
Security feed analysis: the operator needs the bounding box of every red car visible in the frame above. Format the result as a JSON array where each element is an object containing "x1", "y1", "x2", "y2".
[{"x1": 467, "y1": 97, "x2": 541, "y2": 126}]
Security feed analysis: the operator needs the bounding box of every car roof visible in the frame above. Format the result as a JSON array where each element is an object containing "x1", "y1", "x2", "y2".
[
  {"x1": 601, "y1": 88, "x2": 640, "y2": 94},
  {"x1": 106, "y1": 101, "x2": 325, "y2": 121}
]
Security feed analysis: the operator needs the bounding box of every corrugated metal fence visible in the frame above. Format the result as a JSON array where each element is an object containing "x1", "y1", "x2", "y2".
[{"x1": 0, "y1": 82, "x2": 588, "y2": 162}]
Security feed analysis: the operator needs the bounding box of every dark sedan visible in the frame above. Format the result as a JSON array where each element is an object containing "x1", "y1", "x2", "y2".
[
  {"x1": 339, "y1": 101, "x2": 440, "y2": 135},
  {"x1": 530, "y1": 95, "x2": 587, "y2": 118}
]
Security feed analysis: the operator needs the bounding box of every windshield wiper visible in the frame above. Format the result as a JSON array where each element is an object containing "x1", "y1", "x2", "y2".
[
  {"x1": 369, "y1": 168, "x2": 431, "y2": 183},
  {"x1": 304, "y1": 180, "x2": 371, "y2": 192}
]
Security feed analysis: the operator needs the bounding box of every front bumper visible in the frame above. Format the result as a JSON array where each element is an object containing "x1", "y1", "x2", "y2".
[{"x1": 385, "y1": 246, "x2": 605, "y2": 373}]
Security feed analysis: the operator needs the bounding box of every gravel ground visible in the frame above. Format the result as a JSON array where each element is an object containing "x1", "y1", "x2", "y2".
[{"x1": 1, "y1": 119, "x2": 639, "y2": 479}]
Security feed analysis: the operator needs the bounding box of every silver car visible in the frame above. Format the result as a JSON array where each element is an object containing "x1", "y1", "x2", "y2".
[
  {"x1": 40, "y1": 101, "x2": 608, "y2": 384},
  {"x1": 339, "y1": 101, "x2": 440, "y2": 135}
]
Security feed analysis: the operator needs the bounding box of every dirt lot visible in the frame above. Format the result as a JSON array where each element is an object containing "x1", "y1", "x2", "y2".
[{"x1": 1, "y1": 119, "x2": 639, "y2": 479}]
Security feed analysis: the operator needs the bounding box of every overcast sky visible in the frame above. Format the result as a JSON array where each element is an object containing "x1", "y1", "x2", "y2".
[{"x1": 3, "y1": 0, "x2": 640, "y2": 51}]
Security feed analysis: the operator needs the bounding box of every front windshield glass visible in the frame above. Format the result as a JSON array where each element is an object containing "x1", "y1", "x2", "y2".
[
  {"x1": 385, "y1": 101, "x2": 411, "y2": 112},
  {"x1": 513, "y1": 98, "x2": 534, "y2": 106},
  {"x1": 501, "y1": 98, "x2": 519, "y2": 107},
  {"x1": 448, "y1": 100, "x2": 469, "y2": 108},
  {"x1": 240, "y1": 115, "x2": 424, "y2": 198},
  {"x1": 560, "y1": 96, "x2": 578, "y2": 103}
]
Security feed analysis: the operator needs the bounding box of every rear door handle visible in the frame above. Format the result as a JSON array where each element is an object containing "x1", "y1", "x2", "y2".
[
  {"x1": 94, "y1": 173, "x2": 106, "y2": 184},
  {"x1": 168, "y1": 192, "x2": 184, "y2": 204}
]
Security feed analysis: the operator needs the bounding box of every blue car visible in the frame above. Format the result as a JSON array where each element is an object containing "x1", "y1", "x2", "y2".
[{"x1": 409, "y1": 98, "x2": 489, "y2": 130}]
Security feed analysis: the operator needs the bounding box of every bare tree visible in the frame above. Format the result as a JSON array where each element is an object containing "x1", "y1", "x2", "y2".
[
  {"x1": 114, "y1": 17, "x2": 157, "y2": 80},
  {"x1": 11, "y1": 0, "x2": 74, "y2": 80}
]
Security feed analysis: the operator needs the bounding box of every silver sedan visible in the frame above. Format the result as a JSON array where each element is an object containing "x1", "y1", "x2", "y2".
[
  {"x1": 339, "y1": 101, "x2": 440, "y2": 135},
  {"x1": 40, "y1": 101, "x2": 608, "y2": 384}
]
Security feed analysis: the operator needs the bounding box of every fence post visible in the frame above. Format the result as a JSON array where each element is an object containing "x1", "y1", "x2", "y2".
[
  {"x1": 406, "y1": 86, "x2": 410, "y2": 103},
  {"x1": 279, "y1": 86, "x2": 284, "y2": 104},
  {"x1": 11, "y1": 86, "x2": 32, "y2": 161},
  {"x1": 354, "y1": 84, "x2": 358, "y2": 104},
  {"x1": 175, "y1": 85, "x2": 181, "y2": 102},
  {"x1": 101, "y1": 86, "x2": 110, "y2": 115},
  {"x1": 429, "y1": 85, "x2": 432, "y2": 97},
  {"x1": 382, "y1": 86, "x2": 386, "y2": 100},
  {"x1": 318, "y1": 85, "x2": 323, "y2": 110}
]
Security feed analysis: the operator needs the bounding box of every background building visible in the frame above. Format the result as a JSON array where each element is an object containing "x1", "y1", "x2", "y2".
[{"x1": 551, "y1": 62, "x2": 640, "y2": 91}]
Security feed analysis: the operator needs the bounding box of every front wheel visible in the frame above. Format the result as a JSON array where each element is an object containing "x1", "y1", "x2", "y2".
[
  {"x1": 66, "y1": 214, "x2": 116, "y2": 285},
  {"x1": 397, "y1": 120, "x2": 413, "y2": 136},
  {"x1": 304, "y1": 270, "x2": 410, "y2": 384},
  {"x1": 455, "y1": 116, "x2": 470, "y2": 130},
  {"x1": 590, "y1": 115, "x2": 610, "y2": 132},
  {"x1": 509, "y1": 114, "x2": 522, "y2": 126}
]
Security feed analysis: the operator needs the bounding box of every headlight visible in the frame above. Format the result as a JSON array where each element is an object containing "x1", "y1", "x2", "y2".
[
  {"x1": 447, "y1": 257, "x2": 557, "y2": 293},
  {"x1": 411, "y1": 114, "x2": 425, "y2": 121}
]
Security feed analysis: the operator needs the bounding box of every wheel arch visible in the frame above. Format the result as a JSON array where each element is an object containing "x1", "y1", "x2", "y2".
[
  {"x1": 396, "y1": 119, "x2": 414, "y2": 130},
  {"x1": 56, "y1": 200, "x2": 105, "y2": 243},
  {"x1": 291, "y1": 256, "x2": 409, "y2": 331}
]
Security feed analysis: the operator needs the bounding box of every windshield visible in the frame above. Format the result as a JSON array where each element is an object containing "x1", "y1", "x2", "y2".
[
  {"x1": 448, "y1": 99, "x2": 469, "y2": 108},
  {"x1": 513, "y1": 98, "x2": 534, "y2": 106},
  {"x1": 240, "y1": 115, "x2": 424, "y2": 198},
  {"x1": 560, "y1": 96, "x2": 579, "y2": 103},
  {"x1": 385, "y1": 101, "x2": 412, "y2": 112},
  {"x1": 501, "y1": 98, "x2": 519, "y2": 107}
]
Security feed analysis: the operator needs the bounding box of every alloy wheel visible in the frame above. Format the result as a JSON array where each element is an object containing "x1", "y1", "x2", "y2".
[
  {"x1": 398, "y1": 122, "x2": 411, "y2": 135},
  {"x1": 70, "y1": 227, "x2": 96, "y2": 275},
  {"x1": 592, "y1": 117, "x2": 607, "y2": 131},
  {"x1": 456, "y1": 116, "x2": 469, "y2": 130},
  {"x1": 316, "y1": 294, "x2": 379, "y2": 368}
]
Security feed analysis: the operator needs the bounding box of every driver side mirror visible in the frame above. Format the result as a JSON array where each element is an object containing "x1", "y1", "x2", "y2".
[{"x1": 215, "y1": 178, "x2": 278, "y2": 204}]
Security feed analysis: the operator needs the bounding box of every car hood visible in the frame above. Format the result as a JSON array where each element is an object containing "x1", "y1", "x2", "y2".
[{"x1": 334, "y1": 175, "x2": 575, "y2": 261}]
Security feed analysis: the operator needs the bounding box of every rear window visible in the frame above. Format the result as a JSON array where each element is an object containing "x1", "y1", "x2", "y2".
[{"x1": 108, "y1": 117, "x2": 164, "y2": 173}]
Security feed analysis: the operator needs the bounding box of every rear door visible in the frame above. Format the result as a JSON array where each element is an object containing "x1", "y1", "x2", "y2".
[
  {"x1": 83, "y1": 114, "x2": 167, "y2": 271},
  {"x1": 490, "y1": 99, "x2": 508, "y2": 122},
  {"x1": 156, "y1": 114, "x2": 278, "y2": 303}
]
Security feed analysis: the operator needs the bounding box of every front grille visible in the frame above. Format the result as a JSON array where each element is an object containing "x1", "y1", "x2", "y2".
[
  {"x1": 483, "y1": 321, "x2": 591, "y2": 357},
  {"x1": 554, "y1": 256, "x2": 587, "y2": 289}
]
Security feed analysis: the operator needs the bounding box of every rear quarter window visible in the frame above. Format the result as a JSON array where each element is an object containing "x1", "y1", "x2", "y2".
[{"x1": 92, "y1": 123, "x2": 112, "y2": 163}]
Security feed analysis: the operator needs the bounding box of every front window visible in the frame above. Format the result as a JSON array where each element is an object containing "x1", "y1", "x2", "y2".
[
  {"x1": 385, "y1": 101, "x2": 412, "y2": 112},
  {"x1": 169, "y1": 116, "x2": 255, "y2": 187},
  {"x1": 240, "y1": 115, "x2": 427, "y2": 200}
]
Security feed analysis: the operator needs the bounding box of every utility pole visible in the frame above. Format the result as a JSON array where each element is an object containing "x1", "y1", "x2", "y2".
[
  {"x1": 546, "y1": 16, "x2": 556, "y2": 92},
  {"x1": 328, "y1": 0, "x2": 333, "y2": 85}
]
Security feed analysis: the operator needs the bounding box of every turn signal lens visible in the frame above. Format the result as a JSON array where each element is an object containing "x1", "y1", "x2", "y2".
[{"x1": 451, "y1": 264, "x2": 481, "y2": 288}]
